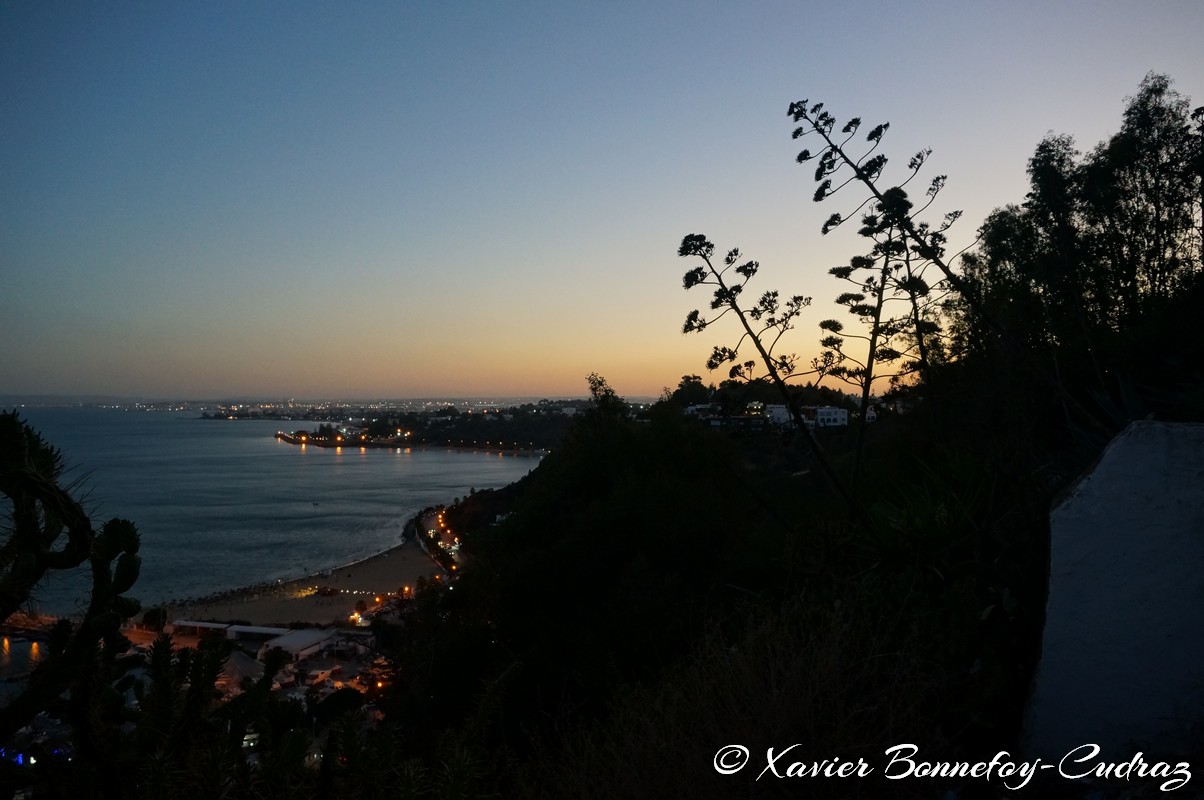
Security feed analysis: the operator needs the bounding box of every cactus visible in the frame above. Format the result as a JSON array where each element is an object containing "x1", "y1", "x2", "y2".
[
  {"x1": 112, "y1": 595, "x2": 142, "y2": 619},
  {"x1": 112, "y1": 552, "x2": 142, "y2": 596},
  {"x1": 0, "y1": 410, "x2": 146, "y2": 742}
]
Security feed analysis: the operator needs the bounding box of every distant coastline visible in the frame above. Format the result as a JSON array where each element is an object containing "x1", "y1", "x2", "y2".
[{"x1": 274, "y1": 430, "x2": 546, "y2": 457}]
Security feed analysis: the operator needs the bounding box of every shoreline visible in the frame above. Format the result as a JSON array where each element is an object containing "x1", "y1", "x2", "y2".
[
  {"x1": 273, "y1": 431, "x2": 547, "y2": 457},
  {"x1": 164, "y1": 532, "x2": 444, "y2": 627}
]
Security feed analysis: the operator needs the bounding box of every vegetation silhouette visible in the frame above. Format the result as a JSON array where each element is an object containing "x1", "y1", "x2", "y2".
[{"x1": 0, "y1": 412, "x2": 145, "y2": 749}]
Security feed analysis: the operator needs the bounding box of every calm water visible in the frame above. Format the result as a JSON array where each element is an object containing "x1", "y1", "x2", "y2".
[{"x1": 6, "y1": 407, "x2": 539, "y2": 615}]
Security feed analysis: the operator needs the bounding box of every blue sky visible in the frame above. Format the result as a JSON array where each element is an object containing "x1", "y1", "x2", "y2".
[{"x1": 3, "y1": 1, "x2": 1202, "y2": 400}]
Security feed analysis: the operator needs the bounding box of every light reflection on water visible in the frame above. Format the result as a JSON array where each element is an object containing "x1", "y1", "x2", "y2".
[{"x1": 0, "y1": 637, "x2": 42, "y2": 676}]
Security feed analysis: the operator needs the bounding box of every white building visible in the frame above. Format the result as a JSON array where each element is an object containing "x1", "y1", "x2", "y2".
[
  {"x1": 814, "y1": 406, "x2": 848, "y2": 427},
  {"x1": 757, "y1": 404, "x2": 849, "y2": 428},
  {"x1": 764, "y1": 404, "x2": 792, "y2": 426}
]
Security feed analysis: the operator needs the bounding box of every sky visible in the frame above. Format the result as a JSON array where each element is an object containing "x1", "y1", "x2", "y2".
[{"x1": 2, "y1": 1, "x2": 1202, "y2": 401}]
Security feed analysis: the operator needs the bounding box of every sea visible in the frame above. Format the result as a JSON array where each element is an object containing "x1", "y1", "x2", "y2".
[{"x1": 4, "y1": 406, "x2": 540, "y2": 617}]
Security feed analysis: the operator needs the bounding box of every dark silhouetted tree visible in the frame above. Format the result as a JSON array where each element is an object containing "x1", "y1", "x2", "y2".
[
  {"x1": 790, "y1": 98, "x2": 961, "y2": 393},
  {"x1": 957, "y1": 73, "x2": 1203, "y2": 411},
  {"x1": 789, "y1": 99, "x2": 970, "y2": 319},
  {"x1": 663, "y1": 374, "x2": 711, "y2": 407},
  {"x1": 677, "y1": 234, "x2": 868, "y2": 520},
  {"x1": 584, "y1": 372, "x2": 627, "y2": 420}
]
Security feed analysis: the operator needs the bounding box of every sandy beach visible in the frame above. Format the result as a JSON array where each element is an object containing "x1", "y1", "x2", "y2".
[{"x1": 165, "y1": 538, "x2": 446, "y2": 627}]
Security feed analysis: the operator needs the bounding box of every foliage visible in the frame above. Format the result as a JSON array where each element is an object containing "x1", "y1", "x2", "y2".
[
  {"x1": 515, "y1": 592, "x2": 949, "y2": 800},
  {"x1": 510, "y1": 372, "x2": 1063, "y2": 798},
  {"x1": 679, "y1": 235, "x2": 815, "y2": 385},
  {"x1": 660, "y1": 373, "x2": 712, "y2": 407},
  {"x1": 955, "y1": 73, "x2": 1203, "y2": 423},
  {"x1": 583, "y1": 371, "x2": 627, "y2": 421},
  {"x1": 677, "y1": 237, "x2": 866, "y2": 517},
  {"x1": 788, "y1": 98, "x2": 973, "y2": 313},
  {"x1": 0, "y1": 411, "x2": 146, "y2": 749},
  {"x1": 371, "y1": 389, "x2": 814, "y2": 774},
  {"x1": 790, "y1": 96, "x2": 961, "y2": 403}
]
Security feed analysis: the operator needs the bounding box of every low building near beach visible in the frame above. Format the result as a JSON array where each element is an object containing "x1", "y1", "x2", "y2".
[
  {"x1": 165, "y1": 621, "x2": 291, "y2": 644},
  {"x1": 165, "y1": 619, "x2": 231, "y2": 637},
  {"x1": 257, "y1": 628, "x2": 334, "y2": 661},
  {"x1": 218, "y1": 650, "x2": 266, "y2": 696}
]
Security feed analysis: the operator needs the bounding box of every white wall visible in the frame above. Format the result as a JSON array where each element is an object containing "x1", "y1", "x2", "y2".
[{"x1": 1025, "y1": 421, "x2": 1204, "y2": 760}]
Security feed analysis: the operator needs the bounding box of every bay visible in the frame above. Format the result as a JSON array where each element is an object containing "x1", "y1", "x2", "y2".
[{"x1": 5, "y1": 406, "x2": 539, "y2": 616}]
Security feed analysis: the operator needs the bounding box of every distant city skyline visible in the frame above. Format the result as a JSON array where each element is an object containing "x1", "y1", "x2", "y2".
[
  {"x1": 0, "y1": 393, "x2": 647, "y2": 407},
  {"x1": 3, "y1": 1, "x2": 1202, "y2": 399}
]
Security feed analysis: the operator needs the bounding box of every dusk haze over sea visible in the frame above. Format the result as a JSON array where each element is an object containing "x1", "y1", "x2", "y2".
[{"x1": 3, "y1": 1, "x2": 1202, "y2": 400}]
